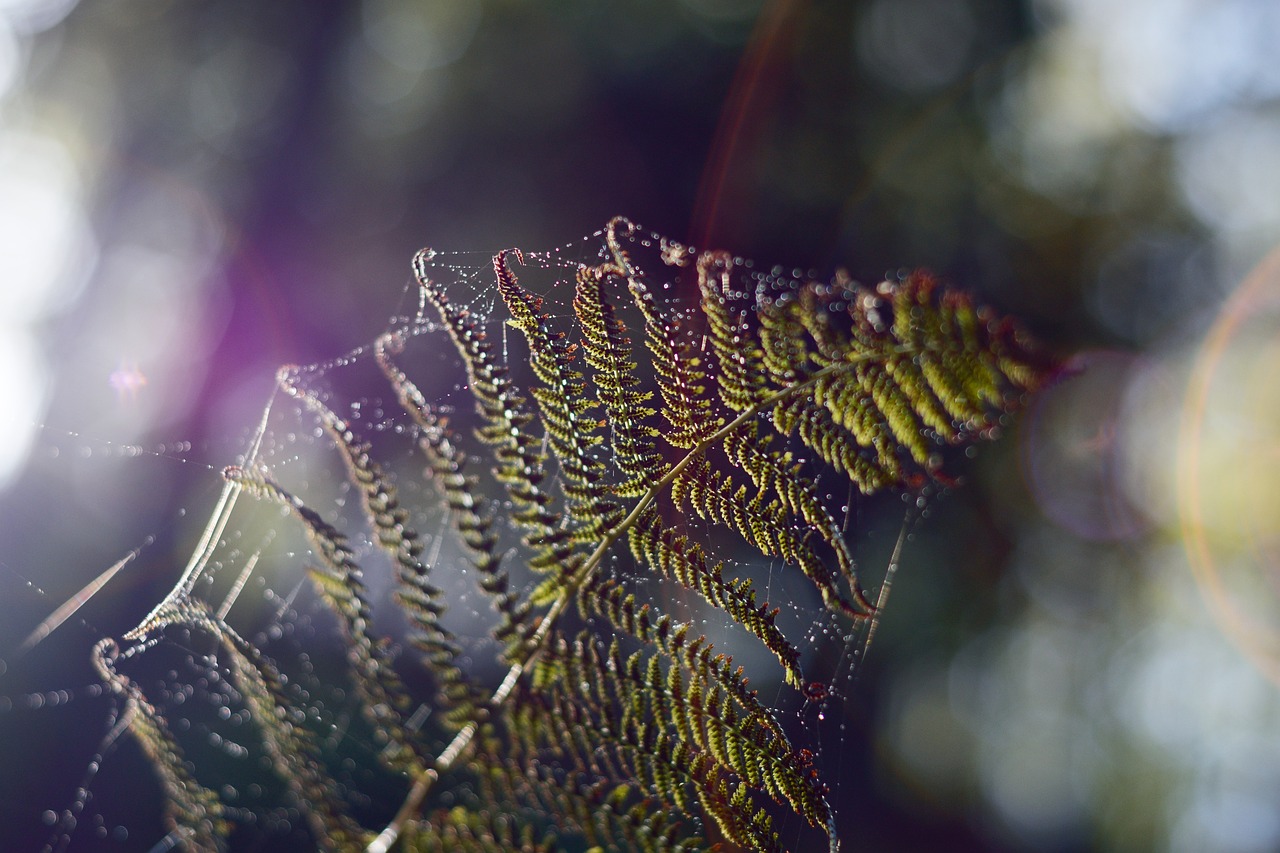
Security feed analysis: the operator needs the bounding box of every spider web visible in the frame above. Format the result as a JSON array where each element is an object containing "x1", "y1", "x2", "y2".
[{"x1": 0, "y1": 222, "x2": 918, "y2": 853}]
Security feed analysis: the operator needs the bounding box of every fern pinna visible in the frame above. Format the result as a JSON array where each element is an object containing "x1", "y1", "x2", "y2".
[{"x1": 109, "y1": 217, "x2": 1051, "y2": 852}]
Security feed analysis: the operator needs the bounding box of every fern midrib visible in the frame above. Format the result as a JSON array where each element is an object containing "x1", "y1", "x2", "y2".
[{"x1": 368, "y1": 351, "x2": 896, "y2": 853}]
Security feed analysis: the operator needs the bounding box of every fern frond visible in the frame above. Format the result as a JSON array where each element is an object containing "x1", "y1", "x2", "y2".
[
  {"x1": 141, "y1": 597, "x2": 369, "y2": 850},
  {"x1": 722, "y1": 423, "x2": 864, "y2": 592},
  {"x1": 605, "y1": 223, "x2": 720, "y2": 450},
  {"x1": 602, "y1": 596, "x2": 835, "y2": 833},
  {"x1": 626, "y1": 504, "x2": 802, "y2": 685},
  {"x1": 773, "y1": 393, "x2": 896, "y2": 492},
  {"x1": 117, "y1": 220, "x2": 1052, "y2": 853},
  {"x1": 697, "y1": 250, "x2": 770, "y2": 412},
  {"x1": 471, "y1": 756, "x2": 704, "y2": 852},
  {"x1": 92, "y1": 638, "x2": 227, "y2": 853},
  {"x1": 276, "y1": 367, "x2": 460, "y2": 668},
  {"x1": 574, "y1": 263, "x2": 664, "y2": 496},
  {"x1": 669, "y1": 448, "x2": 851, "y2": 617},
  {"x1": 414, "y1": 251, "x2": 574, "y2": 586},
  {"x1": 493, "y1": 250, "x2": 623, "y2": 542},
  {"x1": 222, "y1": 465, "x2": 426, "y2": 774},
  {"x1": 384, "y1": 222, "x2": 1047, "y2": 848},
  {"x1": 376, "y1": 328, "x2": 530, "y2": 675},
  {"x1": 519, "y1": 634, "x2": 794, "y2": 852},
  {"x1": 403, "y1": 804, "x2": 552, "y2": 852}
]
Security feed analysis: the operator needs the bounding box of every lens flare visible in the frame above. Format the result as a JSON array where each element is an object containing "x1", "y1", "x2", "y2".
[{"x1": 1178, "y1": 246, "x2": 1280, "y2": 683}]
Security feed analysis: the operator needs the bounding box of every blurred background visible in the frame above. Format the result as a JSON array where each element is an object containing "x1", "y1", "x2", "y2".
[{"x1": 1, "y1": 0, "x2": 1280, "y2": 850}]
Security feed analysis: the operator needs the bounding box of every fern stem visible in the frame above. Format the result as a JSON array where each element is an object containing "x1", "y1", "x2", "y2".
[
  {"x1": 367, "y1": 356, "x2": 882, "y2": 852},
  {"x1": 368, "y1": 769, "x2": 439, "y2": 853}
]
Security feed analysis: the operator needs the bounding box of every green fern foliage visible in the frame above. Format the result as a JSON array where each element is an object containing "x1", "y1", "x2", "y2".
[
  {"x1": 93, "y1": 637, "x2": 227, "y2": 853},
  {"x1": 106, "y1": 217, "x2": 1052, "y2": 852}
]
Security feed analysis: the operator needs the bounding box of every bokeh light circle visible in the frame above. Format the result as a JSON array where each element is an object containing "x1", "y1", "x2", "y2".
[
  {"x1": 1020, "y1": 350, "x2": 1153, "y2": 542},
  {"x1": 1178, "y1": 246, "x2": 1280, "y2": 683}
]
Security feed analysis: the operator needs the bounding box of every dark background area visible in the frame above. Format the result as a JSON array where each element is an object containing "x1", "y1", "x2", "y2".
[{"x1": 2, "y1": 1, "x2": 1280, "y2": 851}]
